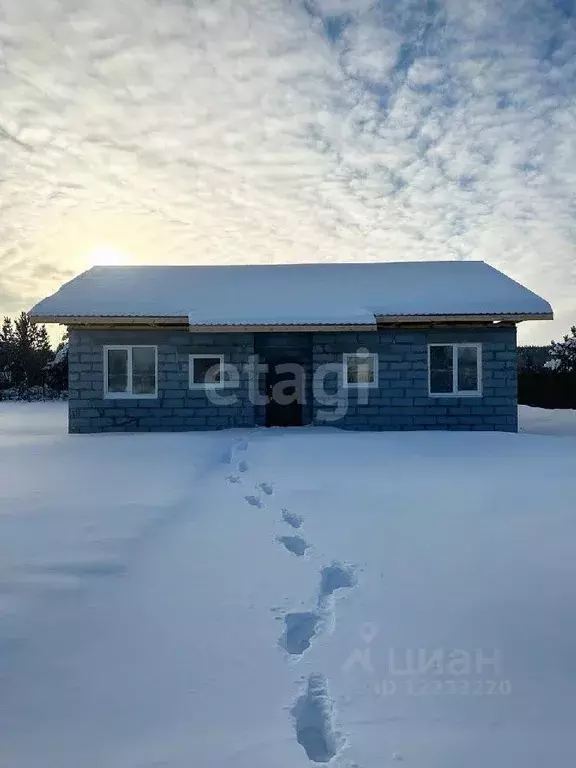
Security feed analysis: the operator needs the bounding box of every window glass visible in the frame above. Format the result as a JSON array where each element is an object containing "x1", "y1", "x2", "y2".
[
  {"x1": 457, "y1": 346, "x2": 479, "y2": 391},
  {"x1": 429, "y1": 345, "x2": 453, "y2": 394},
  {"x1": 107, "y1": 348, "x2": 128, "y2": 393},
  {"x1": 192, "y1": 356, "x2": 223, "y2": 386},
  {"x1": 346, "y1": 354, "x2": 376, "y2": 385},
  {"x1": 132, "y1": 347, "x2": 156, "y2": 395}
]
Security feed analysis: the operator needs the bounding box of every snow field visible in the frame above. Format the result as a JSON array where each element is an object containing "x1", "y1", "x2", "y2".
[{"x1": 0, "y1": 402, "x2": 575, "y2": 766}]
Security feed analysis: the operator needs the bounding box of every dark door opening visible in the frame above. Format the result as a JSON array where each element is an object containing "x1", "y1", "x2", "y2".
[{"x1": 265, "y1": 363, "x2": 303, "y2": 427}]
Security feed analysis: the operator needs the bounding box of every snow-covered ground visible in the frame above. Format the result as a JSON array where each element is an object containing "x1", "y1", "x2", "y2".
[
  {"x1": 1, "y1": 402, "x2": 575, "y2": 767},
  {"x1": 518, "y1": 403, "x2": 576, "y2": 435}
]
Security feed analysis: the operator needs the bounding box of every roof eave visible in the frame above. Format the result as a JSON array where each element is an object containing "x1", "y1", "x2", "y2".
[
  {"x1": 29, "y1": 315, "x2": 189, "y2": 325},
  {"x1": 375, "y1": 312, "x2": 554, "y2": 323},
  {"x1": 29, "y1": 311, "x2": 554, "y2": 327},
  {"x1": 187, "y1": 323, "x2": 378, "y2": 332}
]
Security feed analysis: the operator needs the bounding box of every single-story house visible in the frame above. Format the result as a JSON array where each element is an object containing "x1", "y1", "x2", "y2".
[{"x1": 29, "y1": 261, "x2": 552, "y2": 433}]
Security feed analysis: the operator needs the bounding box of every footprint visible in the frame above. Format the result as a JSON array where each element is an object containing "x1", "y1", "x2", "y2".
[
  {"x1": 244, "y1": 495, "x2": 263, "y2": 508},
  {"x1": 319, "y1": 562, "x2": 357, "y2": 599},
  {"x1": 258, "y1": 481, "x2": 274, "y2": 496},
  {"x1": 282, "y1": 509, "x2": 303, "y2": 529},
  {"x1": 277, "y1": 535, "x2": 309, "y2": 557},
  {"x1": 282, "y1": 509, "x2": 304, "y2": 528},
  {"x1": 279, "y1": 611, "x2": 321, "y2": 655},
  {"x1": 224, "y1": 437, "x2": 248, "y2": 464},
  {"x1": 292, "y1": 674, "x2": 341, "y2": 763},
  {"x1": 226, "y1": 474, "x2": 241, "y2": 484},
  {"x1": 238, "y1": 460, "x2": 249, "y2": 473}
]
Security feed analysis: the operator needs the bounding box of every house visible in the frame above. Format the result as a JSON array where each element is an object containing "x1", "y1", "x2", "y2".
[{"x1": 29, "y1": 261, "x2": 552, "y2": 433}]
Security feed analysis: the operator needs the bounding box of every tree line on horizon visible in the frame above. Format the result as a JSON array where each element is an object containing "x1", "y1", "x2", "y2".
[
  {"x1": 517, "y1": 326, "x2": 576, "y2": 373},
  {"x1": 517, "y1": 326, "x2": 576, "y2": 409},
  {"x1": 0, "y1": 312, "x2": 68, "y2": 399}
]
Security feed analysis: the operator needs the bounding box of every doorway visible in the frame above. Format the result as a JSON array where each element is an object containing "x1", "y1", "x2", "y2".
[
  {"x1": 254, "y1": 332, "x2": 312, "y2": 428},
  {"x1": 265, "y1": 363, "x2": 304, "y2": 427}
]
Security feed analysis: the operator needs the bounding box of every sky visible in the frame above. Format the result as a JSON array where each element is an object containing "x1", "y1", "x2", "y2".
[{"x1": 0, "y1": 0, "x2": 575, "y2": 344}]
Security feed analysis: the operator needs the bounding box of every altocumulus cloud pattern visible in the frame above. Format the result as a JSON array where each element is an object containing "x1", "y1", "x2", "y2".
[{"x1": 0, "y1": 0, "x2": 575, "y2": 341}]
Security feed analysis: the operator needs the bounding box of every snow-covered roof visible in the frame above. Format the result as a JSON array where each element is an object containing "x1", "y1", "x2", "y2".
[{"x1": 29, "y1": 261, "x2": 552, "y2": 325}]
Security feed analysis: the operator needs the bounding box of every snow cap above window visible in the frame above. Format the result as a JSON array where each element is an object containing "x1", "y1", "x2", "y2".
[{"x1": 29, "y1": 261, "x2": 553, "y2": 325}]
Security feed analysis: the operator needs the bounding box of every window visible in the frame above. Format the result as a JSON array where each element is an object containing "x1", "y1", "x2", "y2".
[
  {"x1": 428, "y1": 344, "x2": 481, "y2": 396},
  {"x1": 104, "y1": 346, "x2": 157, "y2": 398},
  {"x1": 343, "y1": 352, "x2": 378, "y2": 388},
  {"x1": 189, "y1": 354, "x2": 225, "y2": 389}
]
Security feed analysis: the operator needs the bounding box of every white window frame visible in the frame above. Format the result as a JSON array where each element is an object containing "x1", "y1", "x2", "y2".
[
  {"x1": 189, "y1": 354, "x2": 225, "y2": 389},
  {"x1": 428, "y1": 343, "x2": 482, "y2": 398},
  {"x1": 103, "y1": 345, "x2": 158, "y2": 399},
  {"x1": 342, "y1": 352, "x2": 379, "y2": 389}
]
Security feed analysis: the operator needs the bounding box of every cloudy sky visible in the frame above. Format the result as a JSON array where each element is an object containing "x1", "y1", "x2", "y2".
[{"x1": 1, "y1": 0, "x2": 575, "y2": 343}]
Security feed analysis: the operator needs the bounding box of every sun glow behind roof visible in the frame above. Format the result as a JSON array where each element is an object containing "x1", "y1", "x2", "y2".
[{"x1": 86, "y1": 246, "x2": 129, "y2": 267}]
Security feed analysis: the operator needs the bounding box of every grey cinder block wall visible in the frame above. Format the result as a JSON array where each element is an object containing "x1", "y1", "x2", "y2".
[
  {"x1": 68, "y1": 329, "x2": 255, "y2": 433},
  {"x1": 68, "y1": 326, "x2": 517, "y2": 433},
  {"x1": 312, "y1": 327, "x2": 517, "y2": 431}
]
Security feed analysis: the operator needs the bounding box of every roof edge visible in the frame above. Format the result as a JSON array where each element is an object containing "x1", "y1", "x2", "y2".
[
  {"x1": 375, "y1": 312, "x2": 554, "y2": 323},
  {"x1": 29, "y1": 311, "x2": 553, "y2": 326},
  {"x1": 29, "y1": 315, "x2": 189, "y2": 325}
]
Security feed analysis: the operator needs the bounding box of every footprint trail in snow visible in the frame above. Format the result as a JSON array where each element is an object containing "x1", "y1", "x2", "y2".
[{"x1": 222, "y1": 435, "x2": 352, "y2": 763}]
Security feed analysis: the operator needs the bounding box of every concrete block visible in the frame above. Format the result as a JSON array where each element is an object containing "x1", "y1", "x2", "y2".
[
  {"x1": 185, "y1": 417, "x2": 207, "y2": 426},
  {"x1": 90, "y1": 418, "x2": 115, "y2": 428},
  {"x1": 413, "y1": 416, "x2": 438, "y2": 425}
]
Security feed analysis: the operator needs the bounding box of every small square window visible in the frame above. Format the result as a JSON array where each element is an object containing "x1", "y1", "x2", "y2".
[
  {"x1": 428, "y1": 344, "x2": 481, "y2": 397},
  {"x1": 343, "y1": 352, "x2": 378, "y2": 388},
  {"x1": 189, "y1": 355, "x2": 225, "y2": 388}
]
